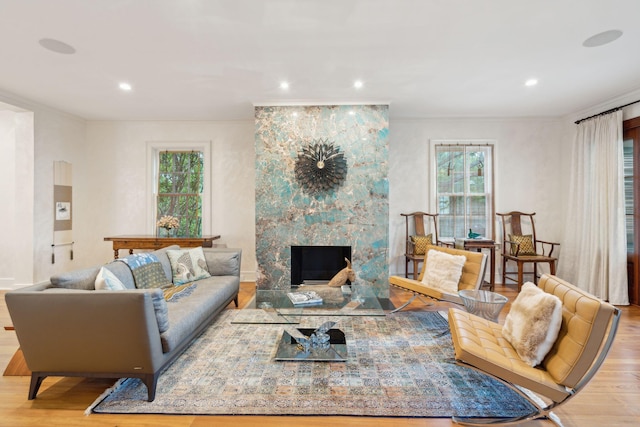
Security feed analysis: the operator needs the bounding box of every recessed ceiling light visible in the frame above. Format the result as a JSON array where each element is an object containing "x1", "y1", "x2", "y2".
[
  {"x1": 280, "y1": 81, "x2": 289, "y2": 90},
  {"x1": 38, "y1": 38, "x2": 76, "y2": 54},
  {"x1": 583, "y1": 29, "x2": 623, "y2": 47},
  {"x1": 525, "y1": 78, "x2": 538, "y2": 87},
  {"x1": 354, "y1": 80, "x2": 364, "y2": 89},
  {"x1": 119, "y1": 82, "x2": 132, "y2": 91}
]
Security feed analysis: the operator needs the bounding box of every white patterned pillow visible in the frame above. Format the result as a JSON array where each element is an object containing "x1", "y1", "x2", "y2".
[
  {"x1": 167, "y1": 247, "x2": 211, "y2": 285},
  {"x1": 95, "y1": 267, "x2": 127, "y2": 291},
  {"x1": 421, "y1": 249, "x2": 466, "y2": 293},
  {"x1": 503, "y1": 282, "x2": 563, "y2": 366}
]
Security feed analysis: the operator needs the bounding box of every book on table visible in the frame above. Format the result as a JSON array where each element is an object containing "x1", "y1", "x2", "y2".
[{"x1": 287, "y1": 291, "x2": 323, "y2": 306}]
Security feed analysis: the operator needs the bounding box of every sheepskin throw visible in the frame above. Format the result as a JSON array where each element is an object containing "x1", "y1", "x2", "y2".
[
  {"x1": 502, "y1": 282, "x2": 563, "y2": 366},
  {"x1": 421, "y1": 249, "x2": 466, "y2": 293}
]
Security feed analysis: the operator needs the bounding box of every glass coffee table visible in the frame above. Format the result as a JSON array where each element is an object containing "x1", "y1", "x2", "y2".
[
  {"x1": 458, "y1": 289, "x2": 508, "y2": 322},
  {"x1": 231, "y1": 283, "x2": 385, "y2": 324}
]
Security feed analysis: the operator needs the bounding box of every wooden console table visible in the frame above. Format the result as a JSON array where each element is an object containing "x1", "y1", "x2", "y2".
[{"x1": 104, "y1": 235, "x2": 221, "y2": 259}]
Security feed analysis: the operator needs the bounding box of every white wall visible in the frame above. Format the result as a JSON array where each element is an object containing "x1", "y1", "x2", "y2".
[
  {"x1": 78, "y1": 117, "x2": 568, "y2": 283},
  {"x1": 7, "y1": 89, "x2": 638, "y2": 288},
  {"x1": 83, "y1": 121, "x2": 256, "y2": 280},
  {"x1": 0, "y1": 94, "x2": 86, "y2": 288},
  {"x1": 388, "y1": 117, "x2": 568, "y2": 278}
]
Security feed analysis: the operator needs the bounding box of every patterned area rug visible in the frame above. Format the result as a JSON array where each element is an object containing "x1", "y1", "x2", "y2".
[{"x1": 90, "y1": 310, "x2": 534, "y2": 417}]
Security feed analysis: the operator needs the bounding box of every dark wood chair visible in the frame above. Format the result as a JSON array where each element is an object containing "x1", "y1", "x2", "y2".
[
  {"x1": 402, "y1": 212, "x2": 441, "y2": 279},
  {"x1": 497, "y1": 211, "x2": 559, "y2": 291}
]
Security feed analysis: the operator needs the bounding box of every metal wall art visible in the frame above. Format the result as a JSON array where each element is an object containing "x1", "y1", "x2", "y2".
[{"x1": 295, "y1": 139, "x2": 347, "y2": 193}]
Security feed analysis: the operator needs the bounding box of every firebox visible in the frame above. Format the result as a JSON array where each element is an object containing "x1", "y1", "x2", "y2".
[{"x1": 290, "y1": 245, "x2": 352, "y2": 286}]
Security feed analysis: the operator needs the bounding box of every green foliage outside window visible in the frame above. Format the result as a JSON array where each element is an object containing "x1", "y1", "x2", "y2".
[{"x1": 157, "y1": 151, "x2": 203, "y2": 237}]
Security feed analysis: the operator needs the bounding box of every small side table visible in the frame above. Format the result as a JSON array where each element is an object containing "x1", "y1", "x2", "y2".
[
  {"x1": 454, "y1": 238, "x2": 497, "y2": 291},
  {"x1": 458, "y1": 289, "x2": 508, "y2": 323}
]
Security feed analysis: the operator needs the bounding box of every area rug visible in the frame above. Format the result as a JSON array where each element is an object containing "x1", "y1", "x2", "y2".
[{"x1": 89, "y1": 310, "x2": 534, "y2": 417}]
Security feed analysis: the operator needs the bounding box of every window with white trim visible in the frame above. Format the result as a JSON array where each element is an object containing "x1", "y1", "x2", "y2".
[
  {"x1": 433, "y1": 142, "x2": 495, "y2": 240},
  {"x1": 147, "y1": 141, "x2": 211, "y2": 237}
]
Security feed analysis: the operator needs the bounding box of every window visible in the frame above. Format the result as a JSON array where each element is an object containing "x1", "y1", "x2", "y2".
[
  {"x1": 157, "y1": 151, "x2": 204, "y2": 237},
  {"x1": 147, "y1": 141, "x2": 211, "y2": 237},
  {"x1": 433, "y1": 142, "x2": 494, "y2": 240}
]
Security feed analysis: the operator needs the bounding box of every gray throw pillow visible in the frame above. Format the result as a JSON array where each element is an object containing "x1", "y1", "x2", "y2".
[{"x1": 205, "y1": 251, "x2": 240, "y2": 276}]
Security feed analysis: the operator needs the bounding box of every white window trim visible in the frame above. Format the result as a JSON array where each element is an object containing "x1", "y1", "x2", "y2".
[
  {"x1": 146, "y1": 141, "x2": 212, "y2": 235},
  {"x1": 428, "y1": 139, "x2": 497, "y2": 240}
]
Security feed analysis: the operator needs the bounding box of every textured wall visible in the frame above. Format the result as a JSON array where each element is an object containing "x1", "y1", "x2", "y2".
[{"x1": 255, "y1": 105, "x2": 389, "y2": 297}]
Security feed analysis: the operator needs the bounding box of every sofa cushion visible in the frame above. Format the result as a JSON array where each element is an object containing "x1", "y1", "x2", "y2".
[
  {"x1": 420, "y1": 249, "x2": 466, "y2": 293},
  {"x1": 503, "y1": 282, "x2": 563, "y2": 366},
  {"x1": 50, "y1": 266, "x2": 101, "y2": 290},
  {"x1": 150, "y1": 288, "x2": 170, "y2": 333},
  {"x1": 204, "y1": 250, "x2": 241, "y2": 276},
  {"x1": 95, "y1": 267, "x2": 127, "y2": 290},
  {"x1": 102, "y1": 261, "x2": 136, "y2": 289},
  {"x1": 159, "y1": 275, "x2": 239, "y2": 353},
  {"x1": 167, "y1": 247, "x2": 211, "y2": 285}
]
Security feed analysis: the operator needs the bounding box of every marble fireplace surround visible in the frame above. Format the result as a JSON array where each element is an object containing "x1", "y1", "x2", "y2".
[{"x1": 254, "y1": 105, "x2": 390, "y2": 298}]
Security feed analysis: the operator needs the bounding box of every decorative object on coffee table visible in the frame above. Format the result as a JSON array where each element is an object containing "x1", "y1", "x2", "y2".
[
  {"x1": 327, "y1": 257, "x2": 355, "y2": 287},
  {"x1": 275, "y1": 320, "x2": 346, "y2": 361},
  {"x1": 294, "y1": 139, "x2": 347, "y2": 193}
]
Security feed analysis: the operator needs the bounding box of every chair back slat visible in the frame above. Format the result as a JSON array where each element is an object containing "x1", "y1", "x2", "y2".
[{"x1": 414, "y1": 215, "x2": 426, "y2": 236}]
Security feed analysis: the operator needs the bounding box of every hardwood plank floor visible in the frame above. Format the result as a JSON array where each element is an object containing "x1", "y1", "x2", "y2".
[{"x1": 1, "y1": 282, "x2": 638, "y2": 427}]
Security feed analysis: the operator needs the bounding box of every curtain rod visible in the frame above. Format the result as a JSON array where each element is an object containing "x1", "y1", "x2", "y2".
[{"x1": 575, "y1": 99, "x2": 640, "y2": 124}]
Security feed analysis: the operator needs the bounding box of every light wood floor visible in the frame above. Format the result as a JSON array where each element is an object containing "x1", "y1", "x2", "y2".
[{"x1": 1, "y1": 283, "x2": 639, "y2": 427}]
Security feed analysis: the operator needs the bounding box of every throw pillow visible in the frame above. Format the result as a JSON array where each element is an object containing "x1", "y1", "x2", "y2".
[
  {"x1": 167, "y1": 247, "x2": 211, "y2": 285},
  {"x1": 205, "y1": 251, "x2": 240, "y2": 276},
  {"x1": 131, "y1": 262, "x2": 169, "y2": 289},
  {"x1": 149, "y1": 288, "x2": 170, "y2": 333},
  {"x1": 502, "y1": 282, "x2": 563, "y2": 367},
  {"x1": 95, "y1": 267, "x2": 127, "y2": 291},
  {"x1": 420, "y1": 249, "x2": 466, "y2": 293},
  {"x1": 509, "y1": 234, "x2": 536, "y2": 255},
  {"x1": 410, "y1": 234, "x2": 433, "y2": 255}
]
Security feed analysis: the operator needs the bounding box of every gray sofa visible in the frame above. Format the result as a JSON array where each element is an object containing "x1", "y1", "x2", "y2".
[{"x1": 6, "y1": 245, "x2": 242, "y2": 402}]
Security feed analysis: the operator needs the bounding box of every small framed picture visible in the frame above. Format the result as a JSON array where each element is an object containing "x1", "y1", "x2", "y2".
[{"x1": 56, "y1": 202, "x2": 71, "y2": 221}]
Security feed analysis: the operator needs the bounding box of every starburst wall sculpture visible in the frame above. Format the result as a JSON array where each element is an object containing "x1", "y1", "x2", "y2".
[{"x1": 294, "y1": 139, "x2": 348, "y2": 193}]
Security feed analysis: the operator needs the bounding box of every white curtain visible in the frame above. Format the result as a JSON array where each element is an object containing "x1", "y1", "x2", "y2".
[{"x1": 558, "y1": 110, "x2": 629, "y2": 305}]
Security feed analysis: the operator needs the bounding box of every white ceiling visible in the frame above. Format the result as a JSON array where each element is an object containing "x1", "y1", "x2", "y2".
[{"x1": 1, "y1": 0, "x2": 640, "y2": 121}]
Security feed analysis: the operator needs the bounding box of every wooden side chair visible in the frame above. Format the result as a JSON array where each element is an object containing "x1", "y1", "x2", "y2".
[
  {"x1": 401, "y1": 212, "x2": 440, "y2": 279},
  {"x1": 497, "y1": 211, "x2": 559, "y2": 291}
]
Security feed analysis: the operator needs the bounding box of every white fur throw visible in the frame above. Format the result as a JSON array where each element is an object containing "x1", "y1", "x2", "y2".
[
  {"x1": 421, "y1": 249, "x2": 466, "y2": 293},
  {"x1": 503, "y1": 282, "x2": 563, "y2": 367}
]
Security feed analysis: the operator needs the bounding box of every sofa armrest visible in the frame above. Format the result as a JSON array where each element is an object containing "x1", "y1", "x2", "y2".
[{"x1": 6, "y1": 289, "x2": 165, "y2": 375}]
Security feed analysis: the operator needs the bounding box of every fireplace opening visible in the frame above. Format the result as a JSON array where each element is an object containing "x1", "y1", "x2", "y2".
[{"x1": 291, "y1": 245, "x2": 352, "y2": 286}]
